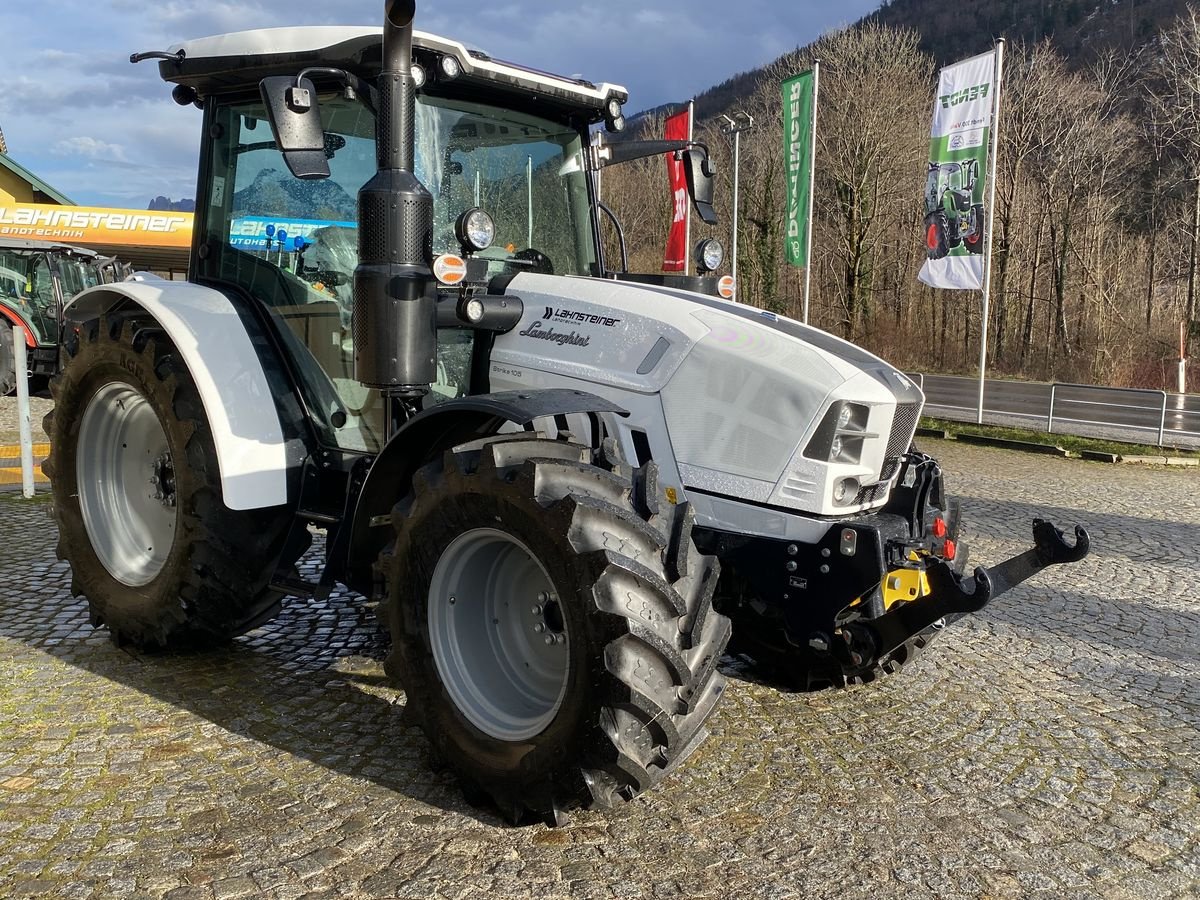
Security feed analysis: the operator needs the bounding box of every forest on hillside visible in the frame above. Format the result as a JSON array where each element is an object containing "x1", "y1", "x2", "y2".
[{"x1": 605, "y1": 1, "x2": 1200, "y2": 390}]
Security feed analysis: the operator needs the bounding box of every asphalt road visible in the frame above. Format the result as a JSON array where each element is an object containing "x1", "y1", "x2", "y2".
[
  {"x1": 916, "y1": 373, "x2": 1200, "y2": 450},
  {"x1": 1, "y1": 440, "x2": 1198, "y2": 899}
]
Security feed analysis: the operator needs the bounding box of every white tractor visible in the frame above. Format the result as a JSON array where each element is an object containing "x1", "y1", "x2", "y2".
[{"x1": 45, "y1": 0, "x2": 1088, "y2": 824}]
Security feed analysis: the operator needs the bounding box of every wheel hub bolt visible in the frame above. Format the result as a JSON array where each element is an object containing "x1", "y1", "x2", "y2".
[
  {"x1": 544, "y1": 635, "x2": 555, "y2": 646},
  {"x1": 533, "y1": 623, "x2": 545, "y2": 633},
  {"x1": 531, "y1": 604, "x2": 542, "y2": 615}
]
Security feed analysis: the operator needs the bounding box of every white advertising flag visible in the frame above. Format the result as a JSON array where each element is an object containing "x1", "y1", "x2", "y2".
[{"x1": 918, "y1": 50, "x2": 998, "y2": 291}]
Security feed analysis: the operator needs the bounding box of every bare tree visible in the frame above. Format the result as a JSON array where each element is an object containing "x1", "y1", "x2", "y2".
[
  {"x1": 809, "y1": 23, "x2": 932, "y2": 339},
  {"x1": 1146, "y1": 6, "x2": 1200, "y2": 350}
]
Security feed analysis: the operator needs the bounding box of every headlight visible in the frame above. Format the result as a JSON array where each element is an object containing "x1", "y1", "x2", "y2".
[
  {"x1": 606, "y1": 97, "x2": 623, "y2": 119},
  {"x1": 455, "y1": 207, "x2": 495, "y2": 253},
  {"x1": 411, "y1": 63, "x2": 427, "y2": 88},
  {"x1": 833, "y1": 477, "x2": 860, "y2": 504},
  {"x1": 803, "y1": 401, "x2": 870, "y2": 464},
  {"x1": 439, "y1": 55, "x2": 461, "y2": 80},
  {"x1": 696, "y1": 238, "x2": 724, "y2": 273}
]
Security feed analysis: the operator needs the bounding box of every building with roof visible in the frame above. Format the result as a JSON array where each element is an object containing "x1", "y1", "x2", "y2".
[
  {"x1": 0, "y1": 150, "x2": 75, "y2": 207},
  {"x1": 0, "y1": 144, "x2": 189, "y2": 276}
]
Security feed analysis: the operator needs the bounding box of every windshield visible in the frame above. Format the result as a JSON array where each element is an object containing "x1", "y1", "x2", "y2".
[{"x1": 197, "y1": 90, "x2": 595, "y2": 453}]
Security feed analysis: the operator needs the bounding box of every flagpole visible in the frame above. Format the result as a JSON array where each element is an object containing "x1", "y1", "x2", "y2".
[
  {"x1": 802, "y1": 60, "x2": 819, "y2": 324},
  {"x1": 684, "y1": 98, "x2": 694, "y2": 274},
  {"x1": 976, "y1": 39, "x2": 1005, "y2": 425}
]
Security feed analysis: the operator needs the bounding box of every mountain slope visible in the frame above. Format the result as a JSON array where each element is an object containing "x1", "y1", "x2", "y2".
[{"x1": 632, "y1": 0, "x2": 1189, "y2": 125}]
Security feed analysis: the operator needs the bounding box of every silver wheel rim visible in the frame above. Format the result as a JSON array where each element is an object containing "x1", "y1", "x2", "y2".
[
  {"x1": 428, "y1": 528, "x2": 569, "y2": 741},
  {"x1": 77, "y1": 381, "x2": 178, "y2": 587}
]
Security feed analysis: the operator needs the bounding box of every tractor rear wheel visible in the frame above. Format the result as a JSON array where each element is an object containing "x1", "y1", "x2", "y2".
[
  {"x1": 43, "y1": 312, "x2": 306, "y2": 650},
  {"x1": 924, "y1": 213, "x2": 950, "y2": 260},
  {"x1": 0, "y1": 321, "x2": 17, "y2": 396},
  {"x1": 381, "y1": 434, "x2": 730, "y2": 824}
]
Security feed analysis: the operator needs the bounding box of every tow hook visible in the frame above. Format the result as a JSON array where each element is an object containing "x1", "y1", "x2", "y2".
[{"x1": 839, "y1": 519, "x2": 1090, "y2": 666}]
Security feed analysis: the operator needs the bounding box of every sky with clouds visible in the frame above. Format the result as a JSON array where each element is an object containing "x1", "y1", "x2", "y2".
[{"x1": 0, "y1": 0, "x2": 880, "y2": 209}]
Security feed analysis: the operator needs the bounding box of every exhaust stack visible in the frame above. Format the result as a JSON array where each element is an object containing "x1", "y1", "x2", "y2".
[{"x1": 353, "y1": 0, "x2": 437, "y2": 396}]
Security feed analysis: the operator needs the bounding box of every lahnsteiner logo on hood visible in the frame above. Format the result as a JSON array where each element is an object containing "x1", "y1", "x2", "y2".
[{"x1": 542, "y1": 306, "x2": 621, "y2": 327}]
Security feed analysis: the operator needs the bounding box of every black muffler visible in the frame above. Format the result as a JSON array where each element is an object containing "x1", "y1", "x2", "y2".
[{"x1": 353, "y1": 0, "x2": 437, "y2": 396}]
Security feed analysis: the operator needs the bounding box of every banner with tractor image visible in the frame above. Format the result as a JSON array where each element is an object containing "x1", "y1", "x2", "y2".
[{"x1": 918, "y1": 49, "x2": 997, "y2": 291}]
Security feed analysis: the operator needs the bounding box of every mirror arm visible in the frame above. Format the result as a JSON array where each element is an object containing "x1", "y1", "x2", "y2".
[
  {"x1": 587, "y1": 139, "x2": 713, "y2": 171},
  {"x1": 597, "y1": 201, "x2": 629, "y2": 274},
  {"x1": 294, "y1": 67, "x2": 379, "y2": 114}
]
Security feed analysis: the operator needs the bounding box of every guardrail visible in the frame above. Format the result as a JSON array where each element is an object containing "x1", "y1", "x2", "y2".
[
  {"x1": 911, "y1": 372, "x2": 1199, "y2": 449},
  {"x1": 1047, "y1": 382, "x2": 1167, "y2": 447}
]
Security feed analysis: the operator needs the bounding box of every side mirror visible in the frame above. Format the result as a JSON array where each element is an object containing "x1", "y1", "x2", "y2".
[
  {"x1": 683, "y1": 149, "x2": 718, "y2": 225},
  {"x1": 259, "y1": 76, "x2": 330, "y2": 180}
]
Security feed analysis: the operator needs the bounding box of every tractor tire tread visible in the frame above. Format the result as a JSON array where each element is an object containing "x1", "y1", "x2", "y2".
[{"x1": 383, "y1": 433, "x2": 728, "y2": 823}]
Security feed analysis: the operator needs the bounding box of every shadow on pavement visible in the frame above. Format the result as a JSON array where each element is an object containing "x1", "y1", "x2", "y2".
[{"x1": 0, "y1": 522, "x2": 510, "y2": 827}]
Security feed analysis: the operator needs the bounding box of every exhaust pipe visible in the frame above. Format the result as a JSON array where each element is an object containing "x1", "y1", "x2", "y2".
[{"x1": 353, "y1": 0, "x2": 437, "y2": 396}]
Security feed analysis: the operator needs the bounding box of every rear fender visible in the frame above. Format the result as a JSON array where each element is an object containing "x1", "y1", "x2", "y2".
[
  {"x1": 342, "y1": 389, "x2": 627, "y2": 594},
  {"x1": 65, "y1": 283, "x2": 293, "y2": 511},
  {"x1": 0, "y1": 305, "x2": 40, "y2": 347}
]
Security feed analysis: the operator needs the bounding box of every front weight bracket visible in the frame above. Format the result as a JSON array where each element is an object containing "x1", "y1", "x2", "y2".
[{"x1": 858, "y1": 518, "x2": 1090, "y2": 662}]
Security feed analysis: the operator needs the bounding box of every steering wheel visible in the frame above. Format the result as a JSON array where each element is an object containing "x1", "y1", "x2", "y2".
[{"x1": 508, "y1": 248, "x2": 554, "y2": 274}]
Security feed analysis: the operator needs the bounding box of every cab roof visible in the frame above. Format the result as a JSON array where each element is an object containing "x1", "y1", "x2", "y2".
[
  {"x1": 0, "y1": 237, "x2": 99, "y2": 258},
  {"x1": 157, "y1": 26, "x2": 628, "y2": 124}
]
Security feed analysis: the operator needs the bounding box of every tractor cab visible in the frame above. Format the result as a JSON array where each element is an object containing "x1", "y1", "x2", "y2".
[
  {"x1": 925, "y1": 159, "x2": 978, "y2": 214},
  {"x1": 152, "y1": 26, "x2": 720, "y2": 453},
  {"x1": 923, "y1": 159, "x2": 984, "y2": 259}
]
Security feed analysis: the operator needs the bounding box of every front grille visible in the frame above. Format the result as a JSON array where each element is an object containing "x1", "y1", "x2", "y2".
[
  {"x1": 856, "y1": 481, "x2": 890, "y2": 504},
  {"x1": 860, "y1": 402, "x2": 922, "y2": 502},
  {"x1": 887, "y1": 402, "x2": 921, "y2": 459},
  {"x1": 878, "y1": 402, "x2": 920, "y2": 479}
]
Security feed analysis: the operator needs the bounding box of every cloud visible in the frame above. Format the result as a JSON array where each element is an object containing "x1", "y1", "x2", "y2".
[
  {"x1": 51, "y1": 136, "x2": 129, "y2": 162},
  {"x1": 1, "y1": 0, "x2": 882, "y2": 208}
]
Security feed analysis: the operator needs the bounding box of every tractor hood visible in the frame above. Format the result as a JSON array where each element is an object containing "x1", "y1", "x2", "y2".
[{"x1": 490, "y1": 273, "x2": 924, "y2": 516}]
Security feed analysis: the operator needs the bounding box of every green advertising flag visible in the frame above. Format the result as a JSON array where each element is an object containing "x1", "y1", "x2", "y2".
[{"x1": 782, "y1": 71, "x2": 814, "y2": 268}]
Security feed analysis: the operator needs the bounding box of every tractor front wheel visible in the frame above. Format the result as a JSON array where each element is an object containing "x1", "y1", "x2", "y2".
[
  {"x1": 44, "y1": 312, "x2": 306, "y2": 650},
  {"x1": 965, "y1": 204, "x2": 986, "y2": 254},
  {"x1": 382, "y1": 434, "x2": 730, "y2": 824},
  {"x1": 0, "y1": 322, "x2": 16, "y2": 396}
]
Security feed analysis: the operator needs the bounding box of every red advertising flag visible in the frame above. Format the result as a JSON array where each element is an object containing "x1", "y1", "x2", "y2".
[{"x1": 662, "y1": 106, "x2": 691, "y2": 272}]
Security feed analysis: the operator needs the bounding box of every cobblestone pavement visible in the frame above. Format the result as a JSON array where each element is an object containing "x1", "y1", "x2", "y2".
[{"x1": 0, "y1": 440, "x2": 1197, "y2": 899}]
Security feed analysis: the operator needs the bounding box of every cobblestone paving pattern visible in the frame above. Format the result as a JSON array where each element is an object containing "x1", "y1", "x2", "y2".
[{"x1": 0, "y1": 440, "x2": 1197, "y2": 899}]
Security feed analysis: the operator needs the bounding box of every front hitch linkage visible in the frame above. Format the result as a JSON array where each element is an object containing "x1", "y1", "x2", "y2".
[{"x1": 844, "y1": 519, "x2": 1090, "y2": 665}]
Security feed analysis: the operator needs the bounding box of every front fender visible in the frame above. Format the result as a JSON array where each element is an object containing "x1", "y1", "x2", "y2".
[
  {"x1": 65, "y1": 283, "x2": 292, "y2": 511},
  {"x1": 343, "y1": 389, "x2": 627, "y2": 594}
]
